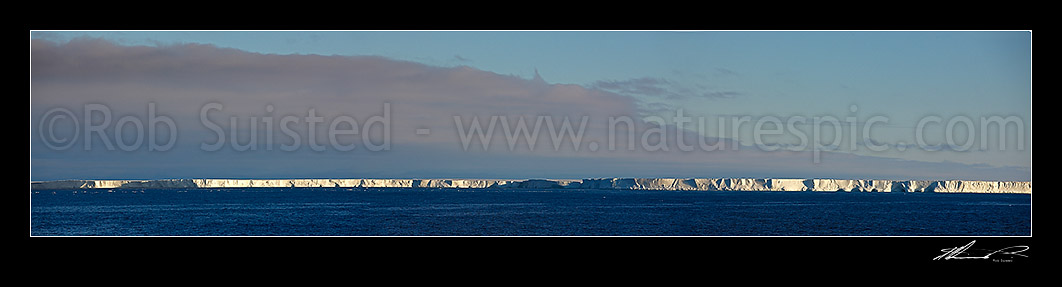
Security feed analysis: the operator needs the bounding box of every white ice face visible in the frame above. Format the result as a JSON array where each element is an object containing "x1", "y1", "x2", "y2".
[{"x1": 31, "y1": 178, "x2": 1030, "y2": 194}]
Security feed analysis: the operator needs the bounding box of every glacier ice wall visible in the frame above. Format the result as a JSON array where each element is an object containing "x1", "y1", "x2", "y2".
[{"x1": 30, "y1": 178, "x2": 1031, "y2": 194}]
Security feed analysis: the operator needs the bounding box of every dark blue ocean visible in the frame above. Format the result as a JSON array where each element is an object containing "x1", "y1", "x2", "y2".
[{"x1": 30, "y1": 188, "x2": 1031, "y2": 236}]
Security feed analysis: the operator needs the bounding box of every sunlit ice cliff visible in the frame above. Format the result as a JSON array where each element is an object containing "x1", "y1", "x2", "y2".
[{"x1": 30, "y1": 178, "x2": 1031, "y2": 194}]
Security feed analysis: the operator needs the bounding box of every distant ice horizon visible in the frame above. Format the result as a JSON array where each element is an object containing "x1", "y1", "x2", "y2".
[{"x1": 30, "y1": 177, "x2": 1032, "y2": 194}]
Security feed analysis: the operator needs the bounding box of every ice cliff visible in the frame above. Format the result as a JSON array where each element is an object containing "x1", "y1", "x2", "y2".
[{"x1": 30, "y1": 178, "x2": 1031, "y2": 194}]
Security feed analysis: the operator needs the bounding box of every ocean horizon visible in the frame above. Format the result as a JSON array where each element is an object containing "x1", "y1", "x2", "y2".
[{"x1": 30, "y1": 187, "x2": 1031, "y2": 236}]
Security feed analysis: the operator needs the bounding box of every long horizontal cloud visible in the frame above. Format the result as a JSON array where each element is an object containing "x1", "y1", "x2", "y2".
[{"x1": 30, "y1": 38, "x2": 1029, "y2": 181}]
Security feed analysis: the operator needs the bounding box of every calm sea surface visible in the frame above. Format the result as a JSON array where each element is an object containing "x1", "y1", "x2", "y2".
[{"x1": 30, "y1": 188, "x2": 1031, "y2": 236}]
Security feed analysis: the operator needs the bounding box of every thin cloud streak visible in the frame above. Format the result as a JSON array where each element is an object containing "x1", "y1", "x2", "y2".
[{"x1": 590, "y1": 76, "x2": 742, "y2": 100}]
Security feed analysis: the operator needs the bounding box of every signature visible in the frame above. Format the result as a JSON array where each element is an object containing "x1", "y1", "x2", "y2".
[{"x1": 934, "y1": 240, "x2": 1029, "y2": 261}]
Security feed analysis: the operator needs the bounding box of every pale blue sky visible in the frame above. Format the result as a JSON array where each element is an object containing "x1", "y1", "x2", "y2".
[
  {"x1": 29, "y1": 31, "x2": 1032, "y2": 180},
  {"x1": 31, "y1": 31, "x2": 1030, "y2": 114}
]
